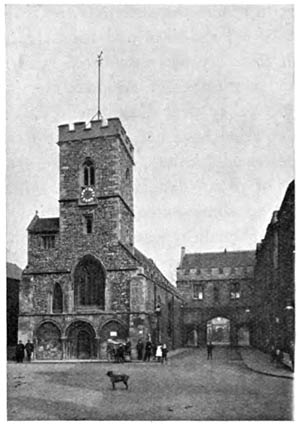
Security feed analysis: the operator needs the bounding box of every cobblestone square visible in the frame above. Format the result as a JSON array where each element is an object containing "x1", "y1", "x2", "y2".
[{"x1": 7, "y1": 347, "x2": 293, "y2": 420}]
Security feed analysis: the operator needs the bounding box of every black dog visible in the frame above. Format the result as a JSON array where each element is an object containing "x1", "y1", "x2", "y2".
[{"x1": 106, "y1": 371, "x2": 129, "y2": 390}]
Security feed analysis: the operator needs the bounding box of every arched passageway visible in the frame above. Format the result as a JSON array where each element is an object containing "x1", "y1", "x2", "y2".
[
  {"x1": 66, "y1": 321, "x2": 97, "y2": 359},
  {"x1": 35, "y1": 321, "x2": 62, "y2": 360},
  {"x1": 207, "y1": 317, "x2": 230, "y2": 345},
  {"x1": 99, "y1": 320, "x2": 128, "y2": 358},
  {"x1": 237, "y1": 325, "x2": 250, "y2": 346},
  {"x1": 185, "y1": 328, "x2": 198, "y2": 347}
]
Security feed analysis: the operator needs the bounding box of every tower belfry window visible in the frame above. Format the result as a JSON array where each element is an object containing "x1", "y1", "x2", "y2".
[{"x1": 82, "y1": 159, "x2": 95, "y2": 186}]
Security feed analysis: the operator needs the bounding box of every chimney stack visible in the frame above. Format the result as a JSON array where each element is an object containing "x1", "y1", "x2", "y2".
[{"x1": 180, "y1": 246, "x2": 186, "y2": 266}]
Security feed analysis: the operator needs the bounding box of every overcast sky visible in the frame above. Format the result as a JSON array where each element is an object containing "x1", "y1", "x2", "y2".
[{"x1": 6, "y1": 4, "x2": 294, "y2": 283}]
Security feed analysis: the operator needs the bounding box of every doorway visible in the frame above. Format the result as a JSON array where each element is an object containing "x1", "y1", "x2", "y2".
[
  {"x1": 66, "y1": 321, "x2": 96, "y2": 359},
  {"x1": 207, "y1": 317, "x2": 230, "y2": 345}
]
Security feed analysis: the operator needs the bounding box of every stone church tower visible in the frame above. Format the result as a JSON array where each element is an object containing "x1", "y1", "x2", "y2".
[{"x1": 19, "y1": 118, "x2": 183, "y2": 360}]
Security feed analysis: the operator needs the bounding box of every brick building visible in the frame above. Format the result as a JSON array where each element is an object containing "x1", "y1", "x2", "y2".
[
  {"x1": 18, "y1": 118, "x2": 184, "y2": 360},
  {"x1": 7, "y1": 262, "x2": 22, "y2": 357},
  {"x1": 176, "y1": 248, "x2": 255, "y2": 347},
  {"x1": 251, "y1": 180, "x2": 294, "y2": 353}
]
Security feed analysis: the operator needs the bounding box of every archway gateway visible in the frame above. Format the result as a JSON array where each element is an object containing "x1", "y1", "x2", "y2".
[
  {"x1": 66, "y1": 321, "x2": 97, "y2": 359},
  {"x1": 207, "y1": 317, "x2": 230, "y2": 345}
]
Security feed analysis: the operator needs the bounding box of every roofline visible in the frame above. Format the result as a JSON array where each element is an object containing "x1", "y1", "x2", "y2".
[{"x1": 183, "y1": 249, "x2": 256, "y2": 256}]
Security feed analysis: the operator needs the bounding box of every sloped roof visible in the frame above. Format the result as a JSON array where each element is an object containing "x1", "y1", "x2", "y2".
[
  {"x1": 7, "y1": 262, "x2": 22, "y2": 280},
  {"x1": 181, "y1": 250, "x2": 255, "y2": 269},
  {"x1": 134, "y1": 247, "x2": 182, "y2": 299},
  {"x1": 28, "y1": 217, "x2": 59, "y2": 233}
]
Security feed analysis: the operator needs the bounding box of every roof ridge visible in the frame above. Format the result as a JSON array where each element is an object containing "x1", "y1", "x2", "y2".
[
  {"x1": 37, "y1": 217, "x2": 59, "y2": 220},
  {"x1": 185, "y1": 249, "x2": 255, "y2": 256}
]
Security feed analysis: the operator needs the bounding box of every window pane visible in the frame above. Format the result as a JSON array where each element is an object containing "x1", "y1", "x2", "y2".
[
  {"x1": 84, "y1": 167, "x2": 89, "y2": 186},
  {"x1": 90, "y1": 166, "x2": 95, "y2": 185}
]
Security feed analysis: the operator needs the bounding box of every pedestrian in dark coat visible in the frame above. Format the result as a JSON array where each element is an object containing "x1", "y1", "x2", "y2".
[
  {"x1": 25, "y1": 340, "x2": 34, "y2": 362},
  {"x1": 136, "y1": 339, "x2": 144, "y2": 361},
  {"x1": 144, "y1": 340, "x2": 152, "y2": 362},
  {"x1": 125, "y1": 339, "x2": 131, "y2": 357},
  {"x1": 270, "y1": 345, "x2": 276, "y2": 363},
  {"x1": 16, "y1": 340, "x2": 25, "y2": 363},
  {"x1": 162, "y1": 343, "x2": 168, "y2": 364},
  {"x1": 117, "y1": 343, "x2": 125, "y2": 363},
  {"x1": 207, "y1": 342, "x2": 213, "y2": 360}
]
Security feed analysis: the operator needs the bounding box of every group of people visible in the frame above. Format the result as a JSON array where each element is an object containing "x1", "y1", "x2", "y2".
[
  {"x1": 106, "y1": 339, "x2": 132, "y2": 363},
  {"x1": 136, "y1": 340, "x2": 168, "y2": 363},
  {"x1": 15, "y1": 340, "x2": 34, "y2": 363}
]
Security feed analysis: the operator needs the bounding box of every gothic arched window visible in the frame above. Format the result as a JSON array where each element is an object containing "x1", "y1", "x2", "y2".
[
  {"x1": 74, "y1": 255, "x2": 105, "y2": 309},
  {"x1": 53, "y1": 283, "x2": 63, "y2": 313},
  {"x1": 82, "y1": 158, "x2": 95, "y2": 187}
]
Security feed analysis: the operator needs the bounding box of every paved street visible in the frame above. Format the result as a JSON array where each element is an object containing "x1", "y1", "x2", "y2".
[{"x1": 7, "y1": 347, "x2": 293, "y2": 420}]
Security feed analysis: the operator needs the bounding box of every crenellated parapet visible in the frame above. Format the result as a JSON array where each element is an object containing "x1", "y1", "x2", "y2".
[{"x1": 58, "y1": 118, "x2": 134, "y2": 161}]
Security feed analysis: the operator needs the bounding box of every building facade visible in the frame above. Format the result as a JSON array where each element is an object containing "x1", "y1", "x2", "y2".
[
  {"x1": 18, "y1": 118, "x2": 183, "y2": 360},
  {"x1": 176, "y1": 248, "x2": 255, "y2": 346},
  {"x1": 251, "y1": 180, "x2": 295, "y2": 354},
  {"x1": 7, "y1": 262, "x2": 22, "y2": 358}
]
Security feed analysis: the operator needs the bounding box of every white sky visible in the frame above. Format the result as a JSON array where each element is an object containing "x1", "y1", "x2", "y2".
[{"x1": 5, "y1": 4, "x2": 294, "y2": 283}]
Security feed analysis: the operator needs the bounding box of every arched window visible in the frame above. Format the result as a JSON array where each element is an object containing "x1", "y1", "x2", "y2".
[
  {"x1": 53, "y1": 283, "x2": 63, "y2": 313},
  {"x1": 82, "y1": 158, "x2": 95, "y2": 186},
  {"x1": 74, "y1": 255, "x2": 105, "y2": 309}
]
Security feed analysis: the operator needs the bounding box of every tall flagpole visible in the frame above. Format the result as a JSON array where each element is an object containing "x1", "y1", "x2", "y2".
[{"x1": 97, "y1": 51, "x2": 103, "y2": 120}]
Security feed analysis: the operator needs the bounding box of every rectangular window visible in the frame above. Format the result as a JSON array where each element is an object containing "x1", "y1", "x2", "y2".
[
  {"x1": 230, "y1": 283, "x2": 241, "y2": 299},
  {"x1": 42, "y1": 235, "x2": 55, "y2": 249},
  {"x1": 83, "y1": 215, "x2": 93, "y2": 234},
  {"x1": 193, "y1": 284, "x2": 203, "y2": 300},
  {"x1": 214, "y1": 285, "x2": 219, "y2": 302}
]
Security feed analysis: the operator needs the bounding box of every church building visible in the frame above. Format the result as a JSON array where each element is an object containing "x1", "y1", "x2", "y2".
[{"x1": 18, "y1": 118, "x2": 184, "y2": 360}]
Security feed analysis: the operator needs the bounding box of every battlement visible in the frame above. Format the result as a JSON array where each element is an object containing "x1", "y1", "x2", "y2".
[{"x1": 58, "y1": 118, "x2": 134, "y2": 156}]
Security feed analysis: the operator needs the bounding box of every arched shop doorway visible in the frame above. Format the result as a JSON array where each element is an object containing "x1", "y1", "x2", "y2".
[
  {"x1": 66, "y1": 321, "x2": 97, "y2": 359},
  {"x1": 207, "y1": 317, "x2": 230, "y2": 345}
]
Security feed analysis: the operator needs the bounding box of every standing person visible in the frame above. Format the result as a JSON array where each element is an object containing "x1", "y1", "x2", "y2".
[
  {"x1": 207, "y1": 341, "x2": 213, "y2": 360},
  {"x1": 15, "y1": 340, "x2": 25, "y2": 363},
  {"x1": 162, "y1": 343, "x2": 168, "y2": 364},
  {"x1": 144, "y1": 340, "x2": 152, "y2": 362},
  {"x1": 136, "y1": 339, "x2": 144, "y2": 361},
  {"x1": 117, "y1": 343, "x2": 125, "y2": 363},
  {"x1": 125, "y1": 338, "x2": 132, "y2": 361},
  {"x1": 270, "y1": 344, "x2": 276, "y2": 363},
  {"x1": 25, "y1": 340, "x2": 34, "y2": 362},
  {"x1": 156, "y1": 343, "x2": 162, "y2": 363},
  {"x1": 275, "y1": 348, "x2": 283, "y2": 368},
  {"x1": 288, "y1": 340, "x2": 294, "y2": 372}
]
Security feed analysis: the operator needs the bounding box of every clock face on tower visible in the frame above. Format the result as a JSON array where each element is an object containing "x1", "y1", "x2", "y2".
[{"x1": 80, "y1": 187, "x2": 96, "y2": 203}]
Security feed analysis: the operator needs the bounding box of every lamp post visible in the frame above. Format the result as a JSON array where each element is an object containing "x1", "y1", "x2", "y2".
[{"x1": 155, "y1": 304, "x2": 161, "y2": 343}]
